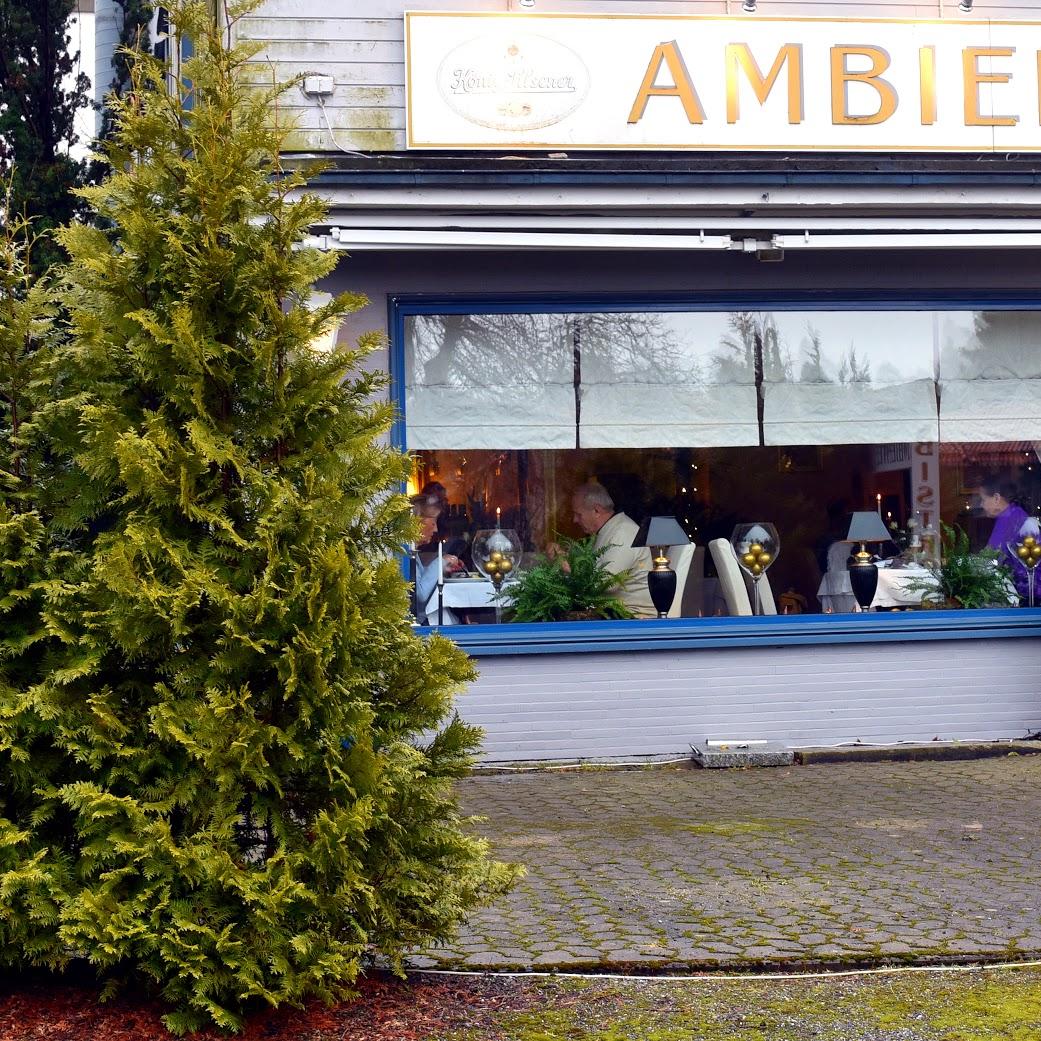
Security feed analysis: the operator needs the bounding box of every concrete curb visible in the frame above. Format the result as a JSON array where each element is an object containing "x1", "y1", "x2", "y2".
[
  {"x1": 474, "y1": 740, "x2": 1041, "y2": 774},
  {"x1": 405, "y1": 950, "x2": 1041, "y2": 976},
  {"x1": 794, "y1": 739, "x2": 1041, "y2": 766}
]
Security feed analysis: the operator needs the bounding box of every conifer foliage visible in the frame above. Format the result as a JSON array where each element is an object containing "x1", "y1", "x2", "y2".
[
  {"x1": 0, "y1": 2, "x2": 513, "y2": 1032},
  {"x1": 0, "y1": 189, "x2": 58, "y2": 908}
]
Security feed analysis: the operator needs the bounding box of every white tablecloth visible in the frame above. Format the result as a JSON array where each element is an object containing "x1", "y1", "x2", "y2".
[
  {"x1": 424, "y1": 576, "x2": 515, "y2": 622},
  {"x1": 817, "y1": 565, "x2": 936, "y2": 611}
]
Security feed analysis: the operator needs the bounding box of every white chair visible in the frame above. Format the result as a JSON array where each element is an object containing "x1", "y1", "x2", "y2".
[
  {"x1": 667, "y1": 542, "x2": 695, "y2": 619},
  {"x1": 819, "y1": 540, "x2": 858, "y2": 614},
  {"x1": 680, "y1": 545, "x2": 706, "y2": 617},
  {"x1": 709, "y1": 538, "x2": 753, "y2": 616}
]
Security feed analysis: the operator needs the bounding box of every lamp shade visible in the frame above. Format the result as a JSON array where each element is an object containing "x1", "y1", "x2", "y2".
[
  {"x1": 632, "y1": 516, "x2": 690, "y2": 548},
  {"x1": 845, "y1": 511, "x2": 892, "y2": 543}
]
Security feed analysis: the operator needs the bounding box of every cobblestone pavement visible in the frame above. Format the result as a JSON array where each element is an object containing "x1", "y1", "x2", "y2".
[{"x1": 409, "y1": 756, "x2": 1041, "y2": 971}]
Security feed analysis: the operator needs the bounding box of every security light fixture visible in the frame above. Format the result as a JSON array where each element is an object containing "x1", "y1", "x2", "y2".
[
  {"x1": 958, "y1": 0, "x2": 973, "y2": 10},
  {"x1": 742, "y1": 0, "x2": 757, "y2": 11}
]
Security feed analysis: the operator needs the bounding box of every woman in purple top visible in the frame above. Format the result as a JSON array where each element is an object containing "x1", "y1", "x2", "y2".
[{"x1": 979, "y1": 475, "x2": 1034, "y2": 599}]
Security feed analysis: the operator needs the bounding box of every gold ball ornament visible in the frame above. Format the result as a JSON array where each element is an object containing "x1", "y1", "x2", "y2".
[
  {"x1": 742, "y1": 553, "x2": 756, "y2": 566},
  {"x1": 750, "y1": 543, "x2": 763, "y2": 555},
  {"x1": 751, "y1": 563, "x2": 762, "y2": 575},
  {"x1": 1025, "y1": 536, "x2": 1037, "y2": 548},
  {"x1": 490, "y1": 551, "x2": 503, "y2": 562},
  {"x1": 1032, "y1": 547, "x2": 1041, "y2": 560},
  {"x1": 758, "y1": 553, "x2": 772, "y2": 565},
  {"x1": 485, "y1": 560, "x2": 499, "y2": 573},
  {"x1": 499, "y1": 559, "x2": 513, "y2": 573},
  {"x1": 1018, "y1": 546, "x2": 1031, "y2": 559}
]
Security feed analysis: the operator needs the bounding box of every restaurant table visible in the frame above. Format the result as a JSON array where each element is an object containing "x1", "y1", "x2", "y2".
[
  {"x1": 816, "y1": 563, "x2": 937, "y2": 611},
  {"x1": 423, "y1": 574, "x2": 516, "y2": 623}
]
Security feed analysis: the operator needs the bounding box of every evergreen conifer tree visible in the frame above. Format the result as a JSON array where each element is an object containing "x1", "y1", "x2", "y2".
[{"x1": 0, "y1": 2, "x2": 514, "y2": 1032}]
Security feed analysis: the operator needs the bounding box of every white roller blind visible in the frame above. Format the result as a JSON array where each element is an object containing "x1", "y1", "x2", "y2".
[
  {"x1": 580, "y1": 383, "x2": 761, "y2": 448},
  {"x1": 764, "y1": 381, "x2": 939, "y2": 446},
  {"x1": 761, "y1": 312, "x2": 939, "y2": 446},
  {"x1": 404, "y1": 313, "x2": 577, "y2": 449},
  {"x1": 578, "y1": 312, "x2": 762, "y2": 448},
  {"x1": 939, "y1": 312, "x2": 1041, "y2": 443}
]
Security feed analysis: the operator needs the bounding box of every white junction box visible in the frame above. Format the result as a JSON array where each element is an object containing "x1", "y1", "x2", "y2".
[{"x1": 303, "y1": 75, "x2": 335, "y2": 97}]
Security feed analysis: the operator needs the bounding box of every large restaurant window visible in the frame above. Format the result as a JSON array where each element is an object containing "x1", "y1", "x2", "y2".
[{"x1": 401, "y1": 304, "x2": 1041, "y2": 624}]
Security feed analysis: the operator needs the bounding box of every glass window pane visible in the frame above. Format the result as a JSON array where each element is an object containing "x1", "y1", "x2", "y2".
[{"x1": 404, "y1": 305, "x2": 1041, "y2": 624}]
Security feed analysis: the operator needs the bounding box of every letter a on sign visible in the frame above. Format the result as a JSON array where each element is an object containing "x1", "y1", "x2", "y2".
[{"x1": 628, "y1": 41, "x2": 706, "y2": 124}]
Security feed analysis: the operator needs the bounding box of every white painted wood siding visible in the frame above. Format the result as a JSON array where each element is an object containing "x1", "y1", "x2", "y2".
[
  {"x1": 240, "y1": 0, "x2": 1037, "y2": 153},
  {"x1": 462, "y1": 639, "x2": 1041, "y2": 761}
]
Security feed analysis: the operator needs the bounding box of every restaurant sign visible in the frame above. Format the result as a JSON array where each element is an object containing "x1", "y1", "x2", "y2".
[{"x1": 405, "y1": 12, "x2": 1041, "y2": 152}]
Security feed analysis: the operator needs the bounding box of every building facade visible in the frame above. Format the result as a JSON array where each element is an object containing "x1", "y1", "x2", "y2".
[{"x1": 233, "y1": 0, "x2": 1041, "y2": 761}]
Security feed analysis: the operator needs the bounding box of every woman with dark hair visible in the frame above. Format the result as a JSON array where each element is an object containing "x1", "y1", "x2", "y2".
[
  {"x1": 978, "y1": 475, "x2": 1035, "y2": 599},
  {"x1": 410, "y1": 493, "x2": 463, "y2": 624}
]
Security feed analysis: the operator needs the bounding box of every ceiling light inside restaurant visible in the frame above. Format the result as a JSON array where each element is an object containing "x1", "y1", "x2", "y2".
[
  {"x1": 958, "y1": 0, "x2": 973, "y2": 10},
  {"x1": 742, "y1": 0, "x2": 757, "y2": 11},
  {"x1": 518, "y1": 0, "x2": 536, "y2": 8}
]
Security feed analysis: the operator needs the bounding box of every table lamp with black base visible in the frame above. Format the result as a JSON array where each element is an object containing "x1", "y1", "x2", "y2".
[
  {"x1": 845, "y1": 511, "x2": 892, "y2": 612},
  {"x1": 632, "y1": 516, "x2": 691, "y2": 618}
]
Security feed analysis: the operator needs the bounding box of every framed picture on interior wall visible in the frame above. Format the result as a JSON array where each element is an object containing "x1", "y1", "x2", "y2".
[
  {"x1": 777, "y1": 446, "x2": 822, "y2": 473},
  {"x1": 958, "y1": 462, "x2": 988, "y2": 496}
]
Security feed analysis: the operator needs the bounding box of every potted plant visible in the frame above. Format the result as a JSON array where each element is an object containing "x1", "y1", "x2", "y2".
[
  {"x1": 905, "y1": 523, "x2": 1014, "y2": 610},
  {"x1": 499, "y1": 536, "x2": 635, "y2": 622}
]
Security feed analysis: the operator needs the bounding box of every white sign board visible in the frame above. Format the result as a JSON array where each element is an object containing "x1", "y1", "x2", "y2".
[{"x1": 405, "y1": 12, "x2": 1041, "y2": 152}]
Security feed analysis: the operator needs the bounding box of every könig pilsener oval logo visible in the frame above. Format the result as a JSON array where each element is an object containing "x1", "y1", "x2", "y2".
[{"x1": 436, "y1": 33, "x2": 590, "y2": 132}]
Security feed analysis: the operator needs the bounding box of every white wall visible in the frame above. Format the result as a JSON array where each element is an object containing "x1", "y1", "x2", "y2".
[{"x1": 65, "y1": 9, "x2": 95, "y2": 160}]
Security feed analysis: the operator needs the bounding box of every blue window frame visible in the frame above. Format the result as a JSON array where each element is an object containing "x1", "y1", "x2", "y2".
[{"x1": 390, "y1": 290, "x2": 1041, "y2": 657}]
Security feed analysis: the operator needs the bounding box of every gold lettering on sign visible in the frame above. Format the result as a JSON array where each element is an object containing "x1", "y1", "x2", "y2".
[
  {"x1": 919, "y1": 46, "x2": 937, "y2": 125},
  {"x1": 963, "y1": 47, "x2": 1018, "y2": 126},
  {"x1": 628, "y1": 41, "x2": 706, "y2": 124},
  {"x1": 725, "y1": 43, "x2": 804, "y2": 124},
  {"x1": 830, "y1": 46, "x2": 898, "y2": 125}
]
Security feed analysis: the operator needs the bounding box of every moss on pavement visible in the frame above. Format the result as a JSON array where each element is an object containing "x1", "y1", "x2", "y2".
[{"x1": 434, "y1": 965, "x2": 1041, "y2": 1040}]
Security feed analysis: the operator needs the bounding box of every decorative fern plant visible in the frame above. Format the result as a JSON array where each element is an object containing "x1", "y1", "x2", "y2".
[
  {"x1": 905, "y1": 523, "x2": 1014, "y2": 609},
  {"x1": 500, "y1": 536, "x2": 634, "y2": 622}
]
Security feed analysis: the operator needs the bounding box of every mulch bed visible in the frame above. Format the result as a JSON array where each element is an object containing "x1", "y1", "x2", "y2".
[{"x1": 0, "y1": 971, "x2": 537, "y2": 1041}]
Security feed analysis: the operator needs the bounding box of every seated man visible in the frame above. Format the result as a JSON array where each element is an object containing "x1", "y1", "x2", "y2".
[{"x1": 566, "y1": 481, "x2": 656, "y2": 619}]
